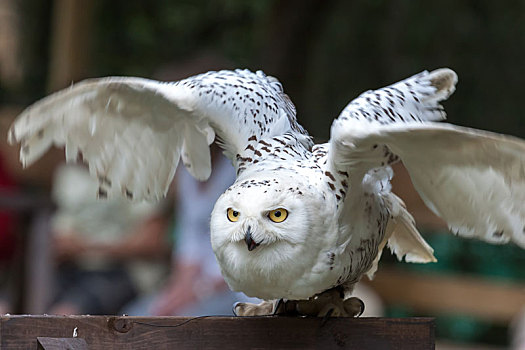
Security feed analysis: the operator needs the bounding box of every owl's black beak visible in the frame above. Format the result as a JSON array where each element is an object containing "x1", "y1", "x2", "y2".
[{"x1": 245, "y1": 226, "x2": 259, "y2": 251}]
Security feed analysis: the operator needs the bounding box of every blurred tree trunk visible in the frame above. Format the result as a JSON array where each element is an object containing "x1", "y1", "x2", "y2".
[
  {"x1": 47, "y1": 0, "x2": 95, "y2": 92},
  {"x1": 256, "y1": 0, "x2": 334, "y2": 108},
  {"x1": 0, "y1": 0, "x2": 23, "y2": 88}
]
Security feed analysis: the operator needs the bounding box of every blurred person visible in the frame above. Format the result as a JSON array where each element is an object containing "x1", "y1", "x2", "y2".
[{"x1": 48, "y1": 164, "x2": 171, "y2": 315}]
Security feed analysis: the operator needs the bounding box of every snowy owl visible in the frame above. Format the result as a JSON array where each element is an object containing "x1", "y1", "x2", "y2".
[{"x1": 8, "y1": 68, "x2": 525, "y2": 316}]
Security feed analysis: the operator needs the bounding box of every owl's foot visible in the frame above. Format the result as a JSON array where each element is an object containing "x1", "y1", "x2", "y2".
[
  {"x1": 293, "y1": 288, "x2": 365, "y2": 317},
  {"x1": 233, "y1": 299, "x2": 282, "y2": 316},
  {"x1": 232, "y1": 289, "x2": 365, "y2": 318}
]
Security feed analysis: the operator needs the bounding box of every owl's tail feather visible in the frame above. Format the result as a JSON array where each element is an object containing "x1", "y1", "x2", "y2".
[{"x1": 365, "y1": 193, "x2": 436, "y2": 279}]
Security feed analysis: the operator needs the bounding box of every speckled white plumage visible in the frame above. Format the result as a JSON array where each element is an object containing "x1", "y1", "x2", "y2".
[{"x1": 8, "y1": 68, "x2": 525, "y2": 302}]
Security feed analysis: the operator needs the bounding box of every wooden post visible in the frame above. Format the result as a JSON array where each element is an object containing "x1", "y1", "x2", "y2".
[
  {"x1": 0, "y1": 315, "x2": 434, "y2": 349},
  {"x1": 47, "y1": 0, "x2": 94, "y2": 92}
]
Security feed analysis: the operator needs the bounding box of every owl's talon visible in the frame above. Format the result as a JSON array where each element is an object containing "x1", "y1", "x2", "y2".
[
  {"x1": 320, "y1": 307, "x2": 335, "y2": 326},
  {"x1": 232, "y1": 302, "x2": 241, "y2": 316},
  {"x1": 344, "y1": 296, "x2": 365, "y2": 317},
  {"x1": 291, "y1": 287, "x2": 366, "y2": 317},
  {"x1": 273, "y1": 298, "x2": 284, "y2": 315}
]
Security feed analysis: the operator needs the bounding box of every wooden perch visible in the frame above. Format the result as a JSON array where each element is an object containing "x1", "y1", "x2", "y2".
[{"x1": 0, "y1": 315, "x2": 434, "y2": 349}]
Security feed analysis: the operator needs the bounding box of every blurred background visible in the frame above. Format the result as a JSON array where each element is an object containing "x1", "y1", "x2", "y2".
[{"x1": 0, "y1": 0, "x2": 524, "y2": 349}]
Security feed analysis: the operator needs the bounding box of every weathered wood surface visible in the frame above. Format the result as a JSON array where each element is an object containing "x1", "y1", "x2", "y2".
[
  {"x1": 37, "y1": 337, "x2": 88, "y2": 350},
  {"x1": 0, "y1": 315, "x2": 434, "y2": 350}
]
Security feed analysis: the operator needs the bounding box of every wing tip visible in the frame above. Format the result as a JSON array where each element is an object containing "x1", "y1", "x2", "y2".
[
  {"x1": 7, "y1": 115, "x2": 24, "y2": 145},
  {"x1": 7, "y1": 127, "x2": 16, "y2": 145},
  {"x1": 428, "y1": 68, "x2": 458, "y2": 99}
]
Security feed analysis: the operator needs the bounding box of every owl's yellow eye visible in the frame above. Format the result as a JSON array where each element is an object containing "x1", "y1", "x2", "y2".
[
  {"x1": 268, "y1": 208, "x2": 288, "y2": 223},
  {"x1": 227, "y1": 208, "x2": 240, "y2": 222}
]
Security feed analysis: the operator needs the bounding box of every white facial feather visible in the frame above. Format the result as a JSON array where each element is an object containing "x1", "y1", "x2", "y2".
[
  {"x1": 210, "y1": 175, "x2": 338, "y2": 299},
  {"x1": 211, "y1": 177, "x2": 312, "y2": 257}
]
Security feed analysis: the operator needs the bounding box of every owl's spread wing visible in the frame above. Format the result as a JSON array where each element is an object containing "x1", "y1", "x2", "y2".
[
  {"x1": 329, "y1": 68, "x2": 525, "y2": 248},
  {"x1": 8, "y1": 69, "x2": 310, "y2": 200},
  {"x1": 336, "y1": 68, "x2": 456, "y2": 126}
]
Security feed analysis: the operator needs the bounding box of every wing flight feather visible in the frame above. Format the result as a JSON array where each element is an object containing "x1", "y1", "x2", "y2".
[
  {"x1": 329, "y1": 68, "x2": 525, "y2": 248},
  {"x1": 8, "y1": 70, "x2": 310, "y2": 200}
]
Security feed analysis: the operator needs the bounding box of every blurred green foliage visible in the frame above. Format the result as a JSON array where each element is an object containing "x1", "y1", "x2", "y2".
[
  {"x1": 92, "y1": 1, "x2": 272, "y2": 76},
  {"x1": 399, "y1": 231, "x2": 525, "y2": 280}
]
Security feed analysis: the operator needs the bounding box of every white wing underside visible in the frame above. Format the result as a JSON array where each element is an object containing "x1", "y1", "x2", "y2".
[
  {"x1": 9, "y1": 78, "x2": 210, "y2": 200},
  {"x1": 333, "y1": 120, "x2": 525, "y2": 249},
  {"x1": 8, "y1": 70, "x2": 309, "y2": 201},
  {"x1": 330, "y1": 68, "x2": 525, "y2": 249},
  {"x1": 329, "y1": 68, "x2": 525, "y2": 250}
]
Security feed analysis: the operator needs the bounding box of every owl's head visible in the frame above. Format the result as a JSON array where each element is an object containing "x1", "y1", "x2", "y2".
[
  {"x1": 211, "y1": 177, "x2": 312, "y2": 247},
  {"x1": 210, "y1": 173, "x2": 339, "y2": 299},
  {"x1": 210, "y1": 175, "x2": 322, "y2": 276}
]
